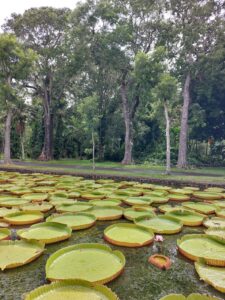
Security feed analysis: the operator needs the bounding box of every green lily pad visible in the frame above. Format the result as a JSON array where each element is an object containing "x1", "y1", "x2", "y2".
[
  {"x1": 0, "y1": 207, "x2": 19, "y2": 218},
  {"x1": 90, "y1": 199, "x2": 121, "y2": 206},
  {"x1": 0, "y1": 197, "x2": 30, "y2": 207},
  {"x1": 166, "y1": 209, "x2": 205, "y2": 226},
  {"x1": 195, "y1": 261, "x2": 225, "y2": 293},
  {"x1": 4, "y1": 211, "x2": 44, "y2": 225},
  {"x1": 24, "y1": 280, "x2": 119, "y2": 300},
  {"x1": 123, "y1": 197, "x2": 152, "y2": 206},
  {"x1": 205, "y1": 228, "x2": 225, "y2": 242},
  {"x1": 210, "y1": 201, "x2": 225, "y2": 209},
  {"x1": 81, "y1": 192, "x2": 105, "y2": 200},
  {"x1": 67, "y1": 191, "x2": 81, "y2": 198},
  {"x1": 203, "y1": 217, "x2": 225, "y2": 228},
  {"x1": 17, "y1": 222, "x2": 72, "y2": 244},
  {"x1": 170, "y1": 189, "x2": 193, "y2": 195},
  {"x1": 183, "y1": 187, "x2": 200, "y2": 191},
  {"x1": 182, "y1": 202, "x2": 216, "y2": 214},
  {"x1": 123, "y1": 207, "x2": 155, "y2": 221},
  {"x1": 0, "y1": 240, "x2": 45, "y2": 270},
  {"x1": 177, "y1": 234, "x2": 225, "y2": 266},
  {"x1": 205, "y1": 187, "x2": 225, "y2": 193},
  {"x1": 88, "y1": 206, "x2": 123, "y2": 220},
  {"x1": 168, "y1": 194, "x2": 190, "y2": 201},
  {"x1": 135, "y1": 215, "x2": 183, "y2": 234},
  {"x1": 56, "y1": 202, "x2": 93, "y2": 213},
  {"x1": 20, "y1": 203, "x2": 53, "y2": 212},
  {"x1": 21, "y1": 193, "x2": 48, "y2": 202},
  {"x1": 104, "y1": 223, "x2": 154, "y2": 247},
  {"x1": 147, "y1": 196, "x2": 169, "y2": 204},
  {"x1": 158, "y1": 204, "x2": 179, "y2": 213},
  {"x1": 47, "y1": 213, "x2": 96, "y2": 230},
  {"x1": 46, "y1": 243, "x2": 125, "y2": 284},
  {"x1": 193, "y1": 192, "x2": 223, "y2": 200}
]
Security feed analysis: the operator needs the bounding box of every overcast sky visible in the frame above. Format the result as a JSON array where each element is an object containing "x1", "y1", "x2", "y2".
[{"x1": 0, "y1": 0, "x2": 82, "y2": 27}]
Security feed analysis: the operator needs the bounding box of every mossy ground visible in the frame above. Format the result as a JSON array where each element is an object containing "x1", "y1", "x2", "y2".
[{"x1": 0, "y1": 220, "x2": 224, "y2": 300}]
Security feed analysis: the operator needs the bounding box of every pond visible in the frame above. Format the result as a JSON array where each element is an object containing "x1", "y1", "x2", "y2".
[
  {"x1": 0, "y1": 221, "x2": 223, "y2": 300},
  {"x1": 0, "y1": 172, "x2": 224, "y2": 299}
]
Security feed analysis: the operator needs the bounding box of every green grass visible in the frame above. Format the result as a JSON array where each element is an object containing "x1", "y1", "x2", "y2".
[{"x1": 20, "y1": 158, "x2": 225, "y2": 174}]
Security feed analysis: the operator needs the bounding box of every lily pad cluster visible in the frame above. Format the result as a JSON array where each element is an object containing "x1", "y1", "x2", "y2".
[{"x1": 0, "y1": 171, "x2": 224, "y2": 299}]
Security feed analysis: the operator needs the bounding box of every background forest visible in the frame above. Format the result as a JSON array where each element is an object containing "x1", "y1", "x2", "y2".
[{"x1": 0, "y1": 0, "x2": 225, "y2": 169}]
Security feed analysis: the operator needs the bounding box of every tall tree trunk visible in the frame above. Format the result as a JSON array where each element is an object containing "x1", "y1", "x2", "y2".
[
  {"x1": 98, "y1": 116, "x2": 106, "y2": 161},
  {"x1": 39, "y1": 78, "x2": 53, "y2": 161},
  {"x1": 120, "y1": 80, "x2": 133, "y2": 165},
  {"x1": 177, "y1": 72, "x2": 191, "y2": 168},
  {"x1": 4, "y1": 109, "x2": 13, "y2": 165},
  {"x1": 20, "y1": 133, "x2": 25, "y2": 160},
  {"x1": 92, "y1": 130, "x2": 95, "y2": 171},
  {"x1": 164, "y1": 101, "x2": 171, "y2": 175}
]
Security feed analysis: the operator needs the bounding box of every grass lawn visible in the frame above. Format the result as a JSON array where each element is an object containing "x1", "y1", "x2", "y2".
[{"x1": 20, "y1": 158, "x2": 225, "y2": 175}]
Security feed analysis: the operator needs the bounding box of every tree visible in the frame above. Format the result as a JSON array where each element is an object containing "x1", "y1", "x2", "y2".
[
  {"x1": 167, "y1": 0, "x2": 223, "y2": 168},
  {"x1": 4, "y1": 7, "x2": 71, "y2": 160},
  {"x1": 153, "y1": 73, "x2": 178, "y2": 174},
  {"x1": 0, "y1": 33, "x2": 35, "y2": 164}
]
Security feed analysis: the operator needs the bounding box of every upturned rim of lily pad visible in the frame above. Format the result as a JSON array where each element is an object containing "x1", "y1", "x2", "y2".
[{"x1": 24, "y1": 279, "x2": 119, "y2": 300}]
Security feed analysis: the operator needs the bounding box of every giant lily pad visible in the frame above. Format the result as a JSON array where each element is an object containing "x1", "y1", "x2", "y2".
[
  {"x1": 158, "y1": 204, "x2": 179, "y2": 213},
  {"x1": 182, "y1": 202, "x2": 216, "y2": 215},
  {"x1": 67, "y1": 191, "x2": 81, "y2": 199},
  {"x1": 209, "y1": 201, "x2": 225, "y2": 209},
  {"x1": 104, "y1": 223, "x2": 154, "y2": 247},
  {"x1": 81, "y1": 192, "x2": 105, "y2": 200},
  {"x1": 168, "y1": 194, "x2": 190, "y2": 201},
  {"x1": 166, "y1": 209, "x2": 205, "y2": 226},
  {"x1": 4, "y1": 211, "x2": 44, "y2": 225},
  {"x1": 88, "y1": 206, "x2": 123, "y2": 220},
  {"x1": 205, "y1": 187, "x2": 225, "y2": 193},
  {"x1": 90, "y1": 199, "x2": 121, "y2": 206},
  {"x1": 170, "y1": 189, "x2": 193, "y2": 195},
  {"x1": 17, "y1": 222, "x2": 72, "y2": 244},
  {"x1": 20, "y1": 202, "x2": 53, "y2": 212},
  {"x1": 0, "y1": 197, "x2": 30, "y2": 207},
  {"x1": 195, "y1": 261, "x2": 225, "y2": 293},
  {"x1": 46, "y1": 243, "x2": 125, "y2": 284},
  {"x1": 203, "y1": 217, "x2": 225, "y2": 228},
  {"x1": 0, "y1": 207, "x2": 19, "y2": 218},
  {"x1": 135, "y1": 215, "x2": 183, "y2": 234},
  {"x1": 24, "y1": 280, "x2": 119, "y2": 300},
  {"x1": 193, "y1": 192, "x2": 223, "y2": 200},
  {"x1": 56, "y1": 202, "x2": 92, "y2": 213},
  {"x1": 177, "y1": 234, "x2": 225, "y2": 266},
  {"x1": 205, "y1": 228, "x2": 225, "y2": 242},
  {"x1": 21, "y1": 193, "x2": 48, "y2": 202},
  {"x1": 47, "y1": 213, "x2": 96, "y2": 230},
  {"x1": 124, "y1": 207, "x2": 155, "y2": 221},
  {"x1": 0, "y1": 240, "x2": 44, "y2": 270},
  {"x1": 122, "y1": 197, "x2": 152, "y2": 206},
  {"x1": 148, "y1": 196, "x2": 169, "y2": 204}
]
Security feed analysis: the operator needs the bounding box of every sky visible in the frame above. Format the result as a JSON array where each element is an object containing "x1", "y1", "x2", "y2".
[{"x1": 0, "y1": 0, "x2": 82, "y2": 27}]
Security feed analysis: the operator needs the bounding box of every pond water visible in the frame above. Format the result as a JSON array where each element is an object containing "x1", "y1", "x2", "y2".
[{"x1": 0, "y1": 219, "x2": 224, "y2": 300}]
